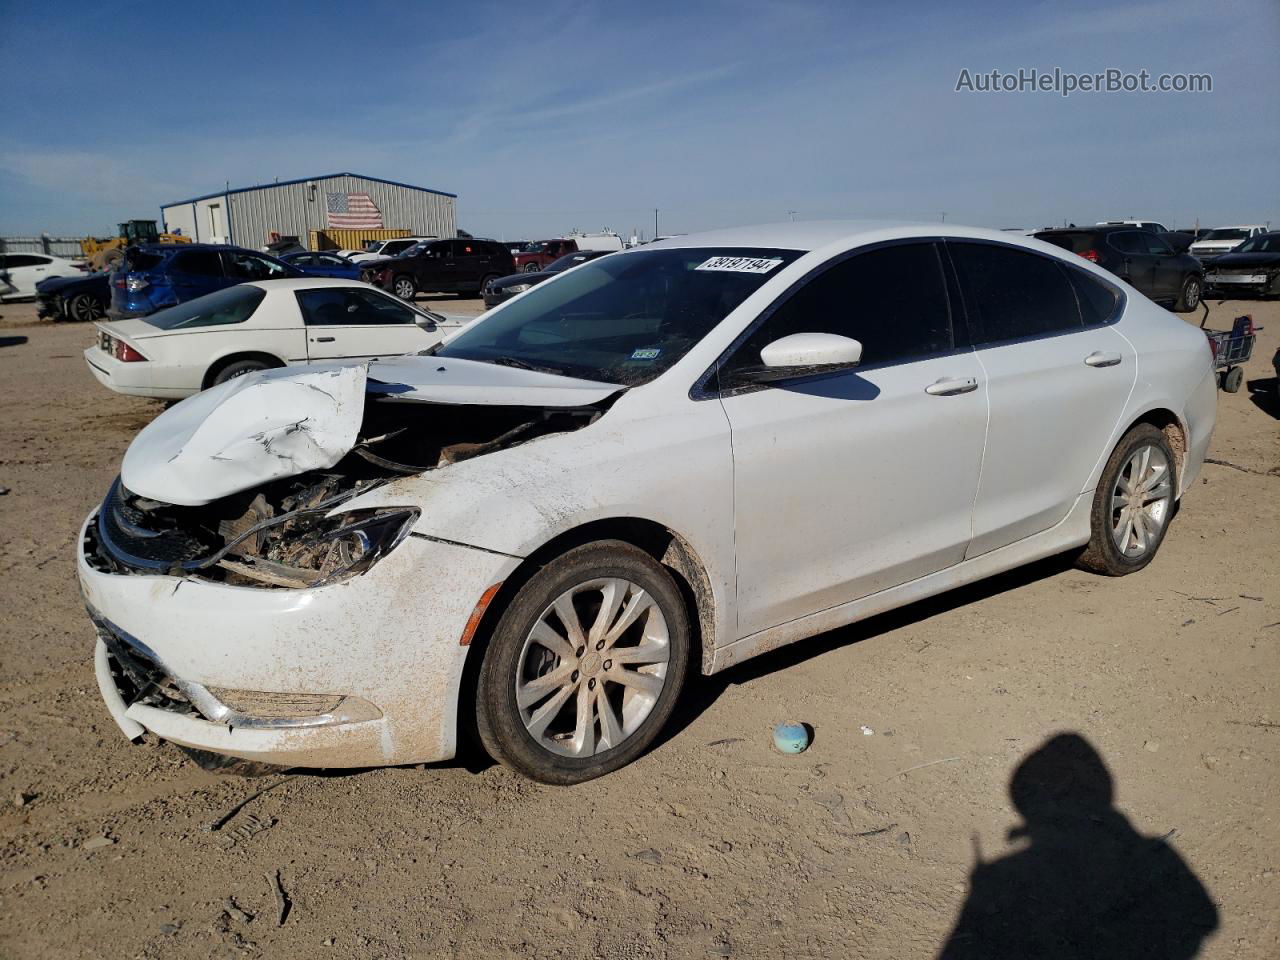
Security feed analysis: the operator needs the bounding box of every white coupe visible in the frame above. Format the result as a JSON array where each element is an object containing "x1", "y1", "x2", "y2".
[
  {"x1": 78, "y1": 222, "x2": 1217, "y2": 784},
  {"x1": 83, "y1": 278, "x2": 460, "y2": 399}
]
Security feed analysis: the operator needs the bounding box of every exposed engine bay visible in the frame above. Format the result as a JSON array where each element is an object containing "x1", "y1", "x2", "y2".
[{"x1": 87, "y1": 396, "x2": 610, "y2": 589}]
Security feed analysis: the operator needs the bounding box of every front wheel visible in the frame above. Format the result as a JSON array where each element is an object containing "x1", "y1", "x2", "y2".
[
  {"x1": 68, "y1": 292, "x2": 105, "y2": 322},
  {"x1": 476, "y1": 541, "x2": 690, "y2": 784},
  {"x1": 1077, "y1": 424, "x2": 1177, "y2": 576},
  {"x1": 1173, "y1": 275, "x2": 1202, "y2": 312},
  {"x1": 523, "y1": 262, "x2": 541, "y2": 274},
  {"x1": 392, "y1": 275, "x2": 417, "y2": 301}
]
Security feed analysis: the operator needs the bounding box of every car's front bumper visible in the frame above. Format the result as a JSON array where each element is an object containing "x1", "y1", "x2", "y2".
[{"x1": 78, "y1": 510, "x2": 519, "y2": 768}]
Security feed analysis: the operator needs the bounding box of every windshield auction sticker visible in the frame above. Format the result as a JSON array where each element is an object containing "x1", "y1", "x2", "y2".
[{"x1": 695, "y1": 256, "x2": 784, "y2": 274}]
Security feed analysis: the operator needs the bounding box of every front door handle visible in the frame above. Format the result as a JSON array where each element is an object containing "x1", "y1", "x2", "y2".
[
  {"x1": 1084, "y1": 351, "x2": 1122, "y2": 367},
  {"x1": 312, "y1": 336, "x2": 336, "y2": 343},
  {"x1": 925, "y1": 377, "x2": 979, "y2": 396}
]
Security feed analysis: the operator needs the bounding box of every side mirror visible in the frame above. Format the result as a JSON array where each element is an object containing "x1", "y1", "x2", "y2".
[{"x1": 731, "y1": 332, "x2": 863, "y2": 384}]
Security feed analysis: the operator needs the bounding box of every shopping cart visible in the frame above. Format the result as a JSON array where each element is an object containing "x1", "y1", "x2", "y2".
[{"x1": 1201, "y1": 309, "x2": 1258, "y2": 393}]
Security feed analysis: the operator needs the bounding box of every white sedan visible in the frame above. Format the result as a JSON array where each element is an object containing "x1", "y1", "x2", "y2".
[
  {"x1": 1, "y1": 252, "x2": 80, "y2": 299},
  {"x1": 83, "y1": 278, "x2": 460, "y2": 399},
  {"x1": 78, "y1": 222, "x2": 1216, "y2": 784}
]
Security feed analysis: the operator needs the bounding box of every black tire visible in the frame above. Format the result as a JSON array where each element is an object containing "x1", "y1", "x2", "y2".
[
  {"x1": 67, "y1": 293, "x2": 104, "y2": 323},
  {"x1": 1173, "y1": 275, "x2": 1202, "y2": 313},
  {"x1": 392, "y1": 275, "x2": 416, "y2": 301},
  {"x1": 210, "y1": 357, "x2": 273, "y2": 386},
  {"x1": 1077, "y1": 423, "x2": 1177, "y2": 576},
  {"x1": 470, "y1": 273, "x2": 500, "y2": 298},
  {"x1": 523, "y1": 262, "x2": 541, "y2": 274},
  {"x1": 1222, "y1": 366, "x2": 1244, "y2": 393},
  {"x1": 476, "y1": 540, "x2": 690, "y2": 785}
]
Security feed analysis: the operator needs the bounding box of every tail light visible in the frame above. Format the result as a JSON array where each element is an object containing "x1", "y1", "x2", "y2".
[
  {"x1": 1078, "y1": 249, "x2": 1100, "y2": 263},
  {"x1": 116, "y1": 342, "x2": 147, "y2": 362},
  {"x1": 1206, "y1": 336, "x2": 1217, "y2": 361},
  {"x1": 101, "y1": 333, "x2": 147, "y2": 362},
  {"x1": 125, "y1": 276, "x2": 150, "y2": 292}
]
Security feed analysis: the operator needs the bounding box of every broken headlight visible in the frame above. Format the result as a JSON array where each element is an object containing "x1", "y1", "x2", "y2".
[
  {"x1": 222, "y1": 506, "x2": 420, "y2": 588},
  {"x1": 298, "y1": 507, "x2": 420, "y2": 584}
]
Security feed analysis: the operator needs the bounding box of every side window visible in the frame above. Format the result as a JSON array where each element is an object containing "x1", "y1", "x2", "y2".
[
  {"x1": 170, "y1": 250, "x2": 223, "y2": 276},
  {"x1": 726, "y1": 242, "x2": 953, "y2": 373},
  {"x1": 317, "y1": 255, "x2": 343, "y2": 265},
  {"x1": 1065, "y1": 268, "x2": 1120, "y2": 326},
  {"x1": 7, "y1": 254, "x2": 42, "y2": 268},
  {"x1": 1139, "y1": 233, "x2": 1172, "y2": 255},
  {"x1": 224, "y1": 252, "x2": 287, "y2": 280},
  {"x1": 1107, "y1": 232, "x2": 1143, "y2": 255},
  {"x1": 448, "y1": 239, "x2": 475, "y2": 258},
  {"x1": 950, "y1": 242, "x2": 1082, "y2": 343},
  {"x1": 426, "y1": 241, "x2": 451, "y2": 259},
  {"x1": 297, "y1": 288, "x2": 418, "y2": 326}
]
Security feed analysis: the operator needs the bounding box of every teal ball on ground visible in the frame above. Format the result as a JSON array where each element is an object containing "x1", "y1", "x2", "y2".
[{"x1": 773, "y1": 721, "x2": 810, "y2": 754}]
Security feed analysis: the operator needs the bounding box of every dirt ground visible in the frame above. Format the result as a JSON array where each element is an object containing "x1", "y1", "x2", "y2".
[{"x1": 0, "y1": 294, "x2": 1276, "y2": 959}]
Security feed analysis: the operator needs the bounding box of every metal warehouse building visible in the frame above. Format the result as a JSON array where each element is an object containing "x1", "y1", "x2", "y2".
[{"x1": 159, "y1": 172, "x2": 456, "y2": 249}]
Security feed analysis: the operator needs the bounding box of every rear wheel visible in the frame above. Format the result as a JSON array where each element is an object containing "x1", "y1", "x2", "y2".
[
  {"x1": 476, "y1": 541, "x2": 690, "y2": 784},
  {"x1": 471, "y1": 273, "x2": 500, "y2": 298},
  {"x1": 1077, "y1": 424, "x2": 1177, "y2": 576},
  {"x1": 210, "y1": 357, "x2": 274, "y2": 386},
  {"x1": 393, "y1": 275, "x2": 417, "y2": 301},
  {"x1": 67, "y1": 293, "x2": 104, "y2": 322},
  {"x1": 1173, "y1": 275, "x2": 1202, "y2": 312},
  {"x1": 523, "y1": 262, "x2": 541, "y2": 274}
]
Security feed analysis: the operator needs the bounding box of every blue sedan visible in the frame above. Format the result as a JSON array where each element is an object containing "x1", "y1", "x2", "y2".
[{"x1": 279, "y1": 251, "x2": 363, "y2": 280}]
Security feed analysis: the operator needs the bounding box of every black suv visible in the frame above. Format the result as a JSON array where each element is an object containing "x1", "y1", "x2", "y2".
[
  {"x1": 1034, "y1": 226, "x2": 1203, "y2": 312},
  {"x1": 361, "y1": 238, "x2": 515, "y2": 300}
]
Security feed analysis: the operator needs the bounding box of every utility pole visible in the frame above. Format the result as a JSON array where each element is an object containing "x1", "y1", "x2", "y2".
[
  {"x1": 787, "y1": 210, "x2": 796, "y2": 222},
  {"x1": 654, "y1": 208, "x2": 659, "y2": 241},
  {"x1": 940, "y1": 211, "x2": 947, "y2": 223}
]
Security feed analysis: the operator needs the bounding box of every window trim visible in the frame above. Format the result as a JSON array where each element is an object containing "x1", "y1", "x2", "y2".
[
  {"x1": 691, "y1": 237, "x2": 964, "y2": 401},
  {"x1": 941, "y1": 237, "x2": 1126, "y2": 352}
]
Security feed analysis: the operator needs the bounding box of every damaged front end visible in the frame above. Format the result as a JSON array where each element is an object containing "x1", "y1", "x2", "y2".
[{"x1": 86, "y1": 358, "x2": 620, "y2": 589}]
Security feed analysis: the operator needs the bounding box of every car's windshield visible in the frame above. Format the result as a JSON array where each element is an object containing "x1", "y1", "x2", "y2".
[
  {"x1": 546, "y1": 251, "x2": 601, "y2": 273},
  {"x1": 144, "y1": 285, "x2": 267, "y2": 330},
  {"x1": 1235, "y1": 235, "x2": 1280, "y2": 254},
  {"x1": 1202, "y1": 229, "x2": 1249, "y2": 241},
  {"x1": 434, "y1": 247, "x2": 801, "y2": 386}
]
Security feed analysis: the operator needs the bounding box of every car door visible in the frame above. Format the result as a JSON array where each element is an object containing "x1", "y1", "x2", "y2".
[
  {"x1": 1106, "y1": 231, "x2": 1158, "y2": 296},
  {"x1": 298, "y1": 286, "x2": 439, "y2": 361},
  {"x1": 167, "y1": 249, "x2": 227, "y2": 300},
  {"x1": 717, "y1": 240, "x2": 987, "y2": 638},
  {"x1": 221, "y1": 250, "x2": 292, "y2": 290},
  {"x1": 1139, "y1": 232, "x2": 1184, "y2": 299},
  {"x1": 414, "y1": 241, "x2": 456, "y2": 292},
  {"x1": 5, "y1": 254, "x2": 51, "y2": 297},
  {"x1": 947, "y1": 241, "x2": 1136, "y2": 558}
]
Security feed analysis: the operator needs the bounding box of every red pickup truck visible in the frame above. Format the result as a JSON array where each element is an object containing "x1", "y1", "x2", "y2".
[{"x1": 512, "y1": 238, "x2": 578, "y2": 273}]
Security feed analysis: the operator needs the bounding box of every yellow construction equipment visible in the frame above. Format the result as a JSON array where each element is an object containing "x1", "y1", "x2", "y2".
[{"x1": 81, "y1": 220, "x2": 191, "y2": 270}]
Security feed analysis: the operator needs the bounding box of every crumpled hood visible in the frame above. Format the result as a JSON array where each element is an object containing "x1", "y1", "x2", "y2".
[
  {"x1": 119, "y1": 357, "x2": 622, "y2": 506},
  {"x1": 121, "y1": 365, "x2": 368, "y2": 506}
]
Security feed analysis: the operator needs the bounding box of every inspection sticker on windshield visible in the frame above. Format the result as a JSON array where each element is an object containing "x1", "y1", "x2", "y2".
[
  {"x1": 695, "y1": 256, "x2": 783, "y2": 274},
  {"x1": 630, "y1": 347, "x2": 661, "y2": 361}
]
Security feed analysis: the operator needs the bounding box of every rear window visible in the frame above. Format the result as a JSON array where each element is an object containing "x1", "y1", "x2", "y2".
[
  {"x1": 144, "y1": 285, "x2": 266, "y2": 330},
  {"x1": 1035, "y1": 232, "x2": 1097, "y2": 255},
  {"x1": 123, "y1": 249, "x2": 164, "y2": 271}
]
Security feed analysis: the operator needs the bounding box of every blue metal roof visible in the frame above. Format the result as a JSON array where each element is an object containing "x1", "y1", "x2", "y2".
[{"x1": 161, "y1": 172, "x2": 457, "y2": 207}]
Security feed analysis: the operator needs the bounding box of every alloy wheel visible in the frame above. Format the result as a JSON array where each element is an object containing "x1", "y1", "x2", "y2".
[
  {"x1": 1110, "y1": 444, "x2": 1173, "y2": 558},
  {"x1": 394, "y1": 278, "x2": 414, "y2": 299},
  {"x1": 515, "y1": 577, "x2": 671, "y2": 758}
]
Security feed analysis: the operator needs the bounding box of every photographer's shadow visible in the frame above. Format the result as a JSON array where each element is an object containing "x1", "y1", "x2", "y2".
[{"x1": 938, "y1": 733, "x2": 1218, "y2": 959}]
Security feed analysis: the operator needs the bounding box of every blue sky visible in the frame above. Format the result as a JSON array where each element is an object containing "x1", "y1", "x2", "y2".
[{"x1": 1, "y1": 0, "x2": 1276, "y2": 239}]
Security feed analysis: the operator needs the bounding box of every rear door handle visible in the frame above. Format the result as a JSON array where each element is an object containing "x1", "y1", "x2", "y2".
[
  {"x1": 1084, "y1": 351, "x2": 1122, "y2": 367},
  {"x1": 312, "y1": 336, "x2": 336, "y2": 343},
  {"x1": 925, "y1": 377, "x2": 979, "y2": 396}
]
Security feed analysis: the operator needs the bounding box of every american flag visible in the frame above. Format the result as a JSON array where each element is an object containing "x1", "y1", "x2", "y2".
[{"x1": 326, "y1": 191, "x2": 383, "y2": 229}]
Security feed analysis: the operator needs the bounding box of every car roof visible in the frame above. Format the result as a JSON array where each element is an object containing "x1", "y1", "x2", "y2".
[
  {"x1": 1036, "y1": 225, "x2": 1142, "y2": 235},
  {"x1": 244, "y1": 277, "x2": 384, "y2": 291},
  {"x1": 648, "y1": 219, "x2": 1083, "y2": 252}
]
